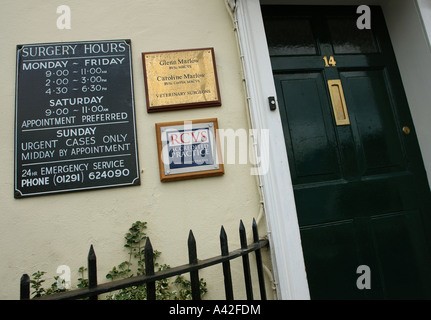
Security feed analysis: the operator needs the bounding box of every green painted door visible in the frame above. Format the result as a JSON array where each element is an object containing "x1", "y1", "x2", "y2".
[{"x1": 262, "y1": 5, "x2": 431, "y2": 299}]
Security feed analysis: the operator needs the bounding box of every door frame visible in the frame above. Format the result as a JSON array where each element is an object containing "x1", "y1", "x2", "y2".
[
  {"x1": 231, "y1": 0, "x2": 431, "y2": 300},
  {"x1": 234, "y1": 0, "x2": 309, "y2": 300}
]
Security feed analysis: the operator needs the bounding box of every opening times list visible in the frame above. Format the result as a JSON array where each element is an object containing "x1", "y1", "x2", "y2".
[{"x1": 15, "y1": 40, "x2": 140, "y2": 198}]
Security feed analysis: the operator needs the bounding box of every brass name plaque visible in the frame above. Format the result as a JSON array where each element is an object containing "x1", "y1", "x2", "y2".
[{"x1": 142, "y1": 48, "x2": 221, "y2": 112}]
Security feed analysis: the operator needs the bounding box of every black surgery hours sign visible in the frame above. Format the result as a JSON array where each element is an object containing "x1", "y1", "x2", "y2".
[{"x1": 14, "y1": 40, "x2": 140, "y2": 198}]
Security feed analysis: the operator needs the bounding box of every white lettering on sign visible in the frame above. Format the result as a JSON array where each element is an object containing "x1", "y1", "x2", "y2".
[
  {"x1": 21, "y1": 45, "x2": 77, "y2": 58},
  {"x1": 23, "y1": 60, "x2": 68, "y2": 71},
  {"x1": 56, "y1": 127, "x2": 96, "y2": 138},
  {"x1": 92, "y1": 160, "x2": 125, "y2": 170},
  {"x1": 84, "y1": 43, "x2": 127, "y2": 54},
  {"x1": 49, "y1": 96, "x2": 103, "y2": 107},
  {"x1": 40, "y1": 163, "x2": 89, "y2": 175},
  {"x1": 21, "y1": 176, "x2": 50, "y2": 187},
  {"x1": 84, "y1": 58, "x2": 125, "y2": 66}
]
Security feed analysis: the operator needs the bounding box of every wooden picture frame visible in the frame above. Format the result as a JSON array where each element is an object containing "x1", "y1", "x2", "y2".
[
  {"x1": 155, "y1": 118, "x2": 224, "y2": 182},
  {"x1": 142, "y1": 48, "x2": 221, "y2": 112}
]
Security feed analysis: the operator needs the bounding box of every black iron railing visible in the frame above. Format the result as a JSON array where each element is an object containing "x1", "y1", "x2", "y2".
[{"x1": 20, "y1": 219, "x2": 269, "y2": 300}]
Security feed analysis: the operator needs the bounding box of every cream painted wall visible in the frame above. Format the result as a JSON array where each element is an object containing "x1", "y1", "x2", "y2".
[{"x1": 0, "y1": 0, "x2": 273, "y2": 299}]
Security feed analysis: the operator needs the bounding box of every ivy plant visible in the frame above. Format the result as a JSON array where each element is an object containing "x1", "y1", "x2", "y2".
[
  {"x1": 30, "y1": 221, "x2": 207, "y2": 300},
  {"x1": 30, "y1": 271, "x2": 68, "y2": 298},
  {"x1": 105, "y1": 220, "x2": 207, "y2": 300}
]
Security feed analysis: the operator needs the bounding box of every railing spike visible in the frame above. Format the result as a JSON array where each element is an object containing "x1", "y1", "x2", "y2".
[
  {"x1": 144, "y1": 237, "x2": 153, "y2": 255},
  {"x1": 188, "y1": 230, "x2": 197, "y2": 263},
  {"x1": 239, "y1": 220, "x2": 247, "y2": 249},
  {"x1": 88, "y1": 244, "x2": 98, "y2": 300},
  {"x1": 20, "y1": 274, "x2": 30, "y2": 300},
  {"x1": 145, "y1": 237, "x2": 156, "y2": 300},
  {"x1": 188, "y1": 229, "x2": 195, "y2": 242},
  {"x1": 252, "y1": 218, "x2": 259, "y2": 243},
  {"x1": 220, "y1": 225, "x2": 234, "y2": 300},
  {"x1": 188, "y1": 230, "x2": 200, "y2": 300},
  {"x1": 239, "y1": 220, "x2": 253, "y2": 300},
  {"x1": 251, "y1": 219, "x2": 267, "y2": 300},
  {"x1": 88, "y1": 244, "x2": 96, "y2": 261},
  {"x1": 220, "y1": 226, "x2": 229, "y2": 256}
]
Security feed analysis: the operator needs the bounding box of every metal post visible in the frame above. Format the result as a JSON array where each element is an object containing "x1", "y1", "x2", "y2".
[
  {"x1": 188, "y1": 230, "x2": 201, "y2": 300},
  {"x1": 145, "y1": 238, "x2": 156, "y2": 300},
  {"x1": 88, "y1": 245, "x2": 98, "y2": 300},
  {"x1": 220, "y1": 226, "x2": 234, "y2": 300},
  {"x1": 20, "y1": 274, "x2": 30, "y2": 300},
  {"x1": 252, "y1": 218, "x2": 267, "y2": 300},
  {"x1": 240, "y1": 220, "x2": 253, "y2": 300}
]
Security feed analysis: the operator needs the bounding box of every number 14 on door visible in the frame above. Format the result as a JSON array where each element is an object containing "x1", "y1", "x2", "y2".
[{"x1": 323, "y1": 56, "x2": 337, "y2": 67}]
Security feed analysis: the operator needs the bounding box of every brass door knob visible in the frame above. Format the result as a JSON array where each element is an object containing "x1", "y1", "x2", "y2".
[{"x1": 403, "y1": 126, "x2": 411, "y2": 135}]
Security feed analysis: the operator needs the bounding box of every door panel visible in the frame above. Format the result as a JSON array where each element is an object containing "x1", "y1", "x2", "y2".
[
  {"x1": 371, "y1": 211, "x2": 431, "y2": 299},
  {"x1": 265, "y1": 17, "x2": 318, "y2": 56},
  {"x1": 340, "y1": 69, "x2": 406, "y2": 175},
  {"x1": 302, "y1": 210, "x2": 431, "y2": 299},
  {"x1": 295, "y1": 177, "x2": 412, "y2": 227},
  {"x1": 276, "y1": 72, "x2": 340, "y2": 183},
  {"x1": 300, "y1": 220, "x2": 364, "y2": 300},
  {"x1": 263, "y1": 5, "x2": 431, "y2": 299},
  {"x1": 327, "y1": 17, "x2": 379, "y2": 54}
]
